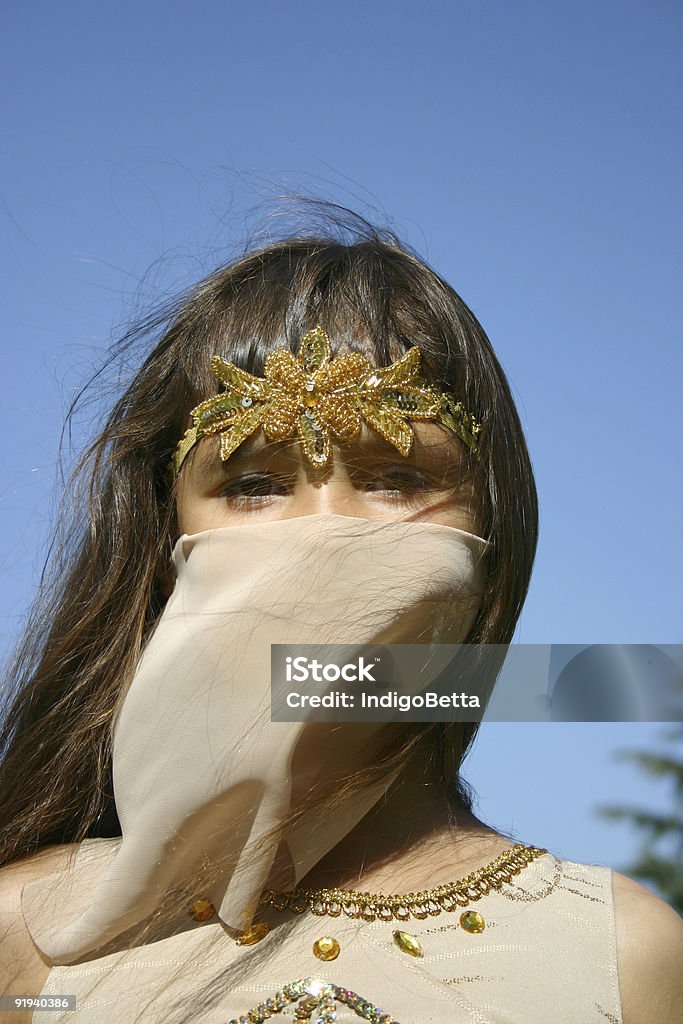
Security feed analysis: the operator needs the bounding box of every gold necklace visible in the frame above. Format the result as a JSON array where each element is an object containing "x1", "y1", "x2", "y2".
[{"x1": 256, "y1": 843, "x2": 548, "y2": 923}]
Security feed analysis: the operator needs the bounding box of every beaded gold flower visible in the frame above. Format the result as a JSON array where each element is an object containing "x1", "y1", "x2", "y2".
[{"x1": 170, "y1": 326, "x2": 481, "y2": 478}]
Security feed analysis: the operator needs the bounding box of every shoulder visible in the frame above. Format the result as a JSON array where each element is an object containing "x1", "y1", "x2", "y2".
[
  {"x1": 0, "y1": 844, "x2": 78, "y2": 1010},
  {"x1": 611, "y1": 870, "x2": 683, "y2": 1024}
]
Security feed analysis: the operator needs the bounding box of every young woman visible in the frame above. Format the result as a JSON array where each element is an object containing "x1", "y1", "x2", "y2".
[{"x1": 1, "y1": 217, "x2": 681, "y2": 1024}]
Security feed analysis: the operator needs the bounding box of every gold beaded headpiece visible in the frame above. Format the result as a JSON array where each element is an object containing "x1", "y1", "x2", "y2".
[{"x1": 170, "y1": 326, "x2": 481, "y2": 479}]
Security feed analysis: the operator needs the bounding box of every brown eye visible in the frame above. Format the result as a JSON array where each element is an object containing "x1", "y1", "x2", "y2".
[
  {"x1": 364, "y1": 469, "x2": 431, "y2": 493},
  {"x1": 220, "y1": 473, "x2": 289, "y2": 503}
]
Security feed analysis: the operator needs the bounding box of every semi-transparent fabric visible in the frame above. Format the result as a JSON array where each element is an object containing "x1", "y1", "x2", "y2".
[
  {"x1": 28, "y1": 847, "x2": 623, "y2": 1024},
  {"x1": 21, "y1": 514, "x2": 488, "y2": 965}
]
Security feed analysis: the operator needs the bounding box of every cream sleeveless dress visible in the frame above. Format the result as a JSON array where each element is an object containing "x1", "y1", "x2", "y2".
[{"x1": 26, "y1": 843, "x2": 623, "y2": 1024}]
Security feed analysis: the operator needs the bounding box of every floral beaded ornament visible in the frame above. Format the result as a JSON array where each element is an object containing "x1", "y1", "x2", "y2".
[
  {"x1": 228, "y1": 976, "x2": 400, "y2": 1024},
  {"x1": 169, "y1": 327, "x2": 481, "y2": 478}
]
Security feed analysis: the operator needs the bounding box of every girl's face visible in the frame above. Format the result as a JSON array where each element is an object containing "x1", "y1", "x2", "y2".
[{"x1": 175, "y1": 422, "x2": 481, "y2": 537}]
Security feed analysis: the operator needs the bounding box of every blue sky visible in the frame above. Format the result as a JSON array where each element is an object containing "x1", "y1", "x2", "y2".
[{"x1": 1, "y1": 1, "x2": 681, "y2": 887}]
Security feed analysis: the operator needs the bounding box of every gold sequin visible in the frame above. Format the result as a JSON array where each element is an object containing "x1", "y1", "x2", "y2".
[
  {"x1": 188, "y1": 898, "x2": 216, "y2": 922},
  {"x1": 236, "y1": 921, "x2": 270, "y2": 945},
  {"x1": 392, "y1": 929, "x2": 423, "y2": 957},
  {"x1": 460, "y1": 910, "x2": 486, "y2": 933},
  {"x1": 312, "y1": 936, "x2": 340, "y2": 961},
  {"x1": 302, "y1": 383, "x2": 320, "y2": 407}
]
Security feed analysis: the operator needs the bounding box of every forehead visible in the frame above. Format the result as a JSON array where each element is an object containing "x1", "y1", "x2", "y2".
[{"x1": 188, "y1": 420, "x2": 466, "y2": 475}]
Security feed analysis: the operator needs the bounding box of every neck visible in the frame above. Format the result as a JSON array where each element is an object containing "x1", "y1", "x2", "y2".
[{"x1": 278, "y1": 732, "x2": 512, "y2": 894}]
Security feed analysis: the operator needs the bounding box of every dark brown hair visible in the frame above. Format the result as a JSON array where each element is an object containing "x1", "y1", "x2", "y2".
[{"x1": 0, "y1": 208, "x2": 537, "y2": 1017}]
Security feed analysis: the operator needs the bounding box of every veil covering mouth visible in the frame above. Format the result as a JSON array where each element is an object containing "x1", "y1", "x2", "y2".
[{"x1": 21, "y1": 512, "x2": 488, "y2": 965}]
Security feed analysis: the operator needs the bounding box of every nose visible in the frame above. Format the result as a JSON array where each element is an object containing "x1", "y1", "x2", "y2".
[{"x1": 284, "y1": 475, "x2": 379, "y2": 520}]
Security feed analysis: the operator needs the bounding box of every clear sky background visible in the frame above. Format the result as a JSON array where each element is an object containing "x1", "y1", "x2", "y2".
[{"x1": 1, "y1": 2, "x2": 681, "y2": 890}]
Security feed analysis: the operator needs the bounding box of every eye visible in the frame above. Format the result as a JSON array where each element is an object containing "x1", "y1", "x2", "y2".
[
  {"x1": 363, "y1": 468, "x2": 432, "y2": 494},
  {"x1": 219, "y1": 473, "x2": 290, "y2": 504}
]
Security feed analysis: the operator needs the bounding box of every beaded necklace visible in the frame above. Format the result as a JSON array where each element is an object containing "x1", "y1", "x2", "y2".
[{"x1": 257, "y1": 842, "x2": 547, "y2": 923}]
